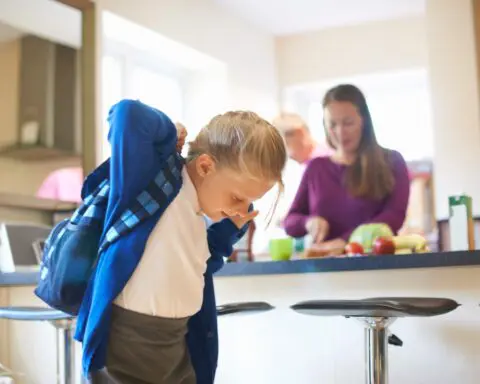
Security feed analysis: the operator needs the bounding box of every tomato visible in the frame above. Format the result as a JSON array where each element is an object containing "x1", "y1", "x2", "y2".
[
  {"x1": 372, "y1": 237, "x2": 395, "y2": 255},
  {"x1": 345, "y1": 242, "x2": 364, "y2": 256}
]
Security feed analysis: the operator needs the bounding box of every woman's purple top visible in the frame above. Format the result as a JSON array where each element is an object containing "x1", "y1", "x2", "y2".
[{"x1": 284, "y1": 150, "x2": 410, "y2": 241}]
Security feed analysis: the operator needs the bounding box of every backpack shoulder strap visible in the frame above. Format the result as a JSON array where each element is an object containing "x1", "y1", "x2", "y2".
[{"x1": 100, "y1": 153, "x2": 184, "y2": 251}]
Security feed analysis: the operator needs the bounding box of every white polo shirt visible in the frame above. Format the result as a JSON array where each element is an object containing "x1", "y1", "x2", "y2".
[{"x1": 114, "y1": 168, "x2": 210, "y2": 318}]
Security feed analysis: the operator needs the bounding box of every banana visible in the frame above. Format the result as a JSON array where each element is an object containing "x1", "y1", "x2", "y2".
[{"x1": 392, "y1": 234, "x2": 428, "y2": 253}]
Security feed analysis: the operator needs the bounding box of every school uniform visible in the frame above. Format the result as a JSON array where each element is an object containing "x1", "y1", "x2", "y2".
[{"x1": 75, "y1": 100, "x2": 248, "y2": 383}]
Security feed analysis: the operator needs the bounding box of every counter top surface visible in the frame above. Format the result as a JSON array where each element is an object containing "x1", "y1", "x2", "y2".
[
  {"x1": 216, "y1": 250, "x2": 480, "y2": 276},
  {"x1": 0, "y1": 193, "x2": 77, "y2": 212},
  {"x1": 1, "y1": 250, "x2": 480, "y2": 287}
]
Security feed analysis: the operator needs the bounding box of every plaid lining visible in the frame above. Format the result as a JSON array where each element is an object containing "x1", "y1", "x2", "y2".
[
  {"x1": 71, "y1": 180, "x2": 110, "y2": 226},
  {"x1": 99, "y1": 153, "x2": 184, "y2": 251},
  {"x1": 41, "y1": 152, "x2": 183, "y2": 275}
]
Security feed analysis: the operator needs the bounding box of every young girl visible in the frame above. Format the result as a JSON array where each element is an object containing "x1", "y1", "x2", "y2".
[{"x1": 76, "y1": 100, "x2": 287, "y2": 384}]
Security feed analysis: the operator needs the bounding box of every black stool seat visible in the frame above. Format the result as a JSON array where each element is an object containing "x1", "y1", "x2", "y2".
[
  {"x1": 291, "y1": 297, "x2": 459, "y2": 318},
  {"x1": 0, "y1": 306, "x2": 74, "y2": 322},
  {"x1": 217, "y1": 301, "x2": 274, "y2": 316}
]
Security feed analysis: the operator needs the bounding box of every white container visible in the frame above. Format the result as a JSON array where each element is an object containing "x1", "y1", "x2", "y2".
[{"x1": 448, "y1": 194, "x2": 474, "y2": 251}]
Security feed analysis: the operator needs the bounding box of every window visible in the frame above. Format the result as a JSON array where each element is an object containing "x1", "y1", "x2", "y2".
[
  {"x1": 291, "y1": 69, "x2": 434, "y2": 161},
  {"x1": 367, "y1": 87, "x2": 433, "y2": 160},
  {"x1": 100, "y1": 55, "x2": 185, "y2": 161},
  {"x1": 101, "y1": 55, "x2": 123, "y2": 160},
  {"x1": 128, "y1": 66, "x2": 183, "y2": 122}
]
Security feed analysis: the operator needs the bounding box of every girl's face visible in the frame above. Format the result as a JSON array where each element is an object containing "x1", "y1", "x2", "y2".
[
  {"x1": 189, "y1": 155, "x2": 274, "y2": 222},
  {"x1": 324, "y1": 101, "x2": 363, "y2": 154}
]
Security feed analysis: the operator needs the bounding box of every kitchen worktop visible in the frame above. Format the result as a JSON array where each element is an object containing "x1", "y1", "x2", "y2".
[{"x1": 2, "y1": 250, "x2": 480, "y2": 286}]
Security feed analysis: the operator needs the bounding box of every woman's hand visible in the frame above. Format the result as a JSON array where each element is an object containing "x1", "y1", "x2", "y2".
[
  {"x1": 304, "y1": 238, "x2": 346, "y2": 258},
  {"x1": 175, "y1": 123, "x2": 187, "y2": 153},
  {"x1": 305, "y1": 216, "x2": 329, "y2": 244},
  {"x1": 319, "y1": 238, "x2": 347, "y2": 256}
]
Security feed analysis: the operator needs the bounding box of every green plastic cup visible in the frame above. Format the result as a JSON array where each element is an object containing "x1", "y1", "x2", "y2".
[{"x1": 269, "y1": 238, "x2": 294, "y2": 261}]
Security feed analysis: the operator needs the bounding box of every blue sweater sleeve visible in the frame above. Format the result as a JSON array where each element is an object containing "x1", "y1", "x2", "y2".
[
  {"x1": 105, "y1": 99, "x2": 177, "y2": 226},
  {"x1": 206, "y1": 219, "x2": 249, "y2": 274},
  {"x1": 206, "y1": 204, "x2": 254, "y2": 274}
]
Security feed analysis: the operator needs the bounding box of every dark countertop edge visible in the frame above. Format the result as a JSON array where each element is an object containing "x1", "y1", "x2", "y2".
[
  {"x1": 215, "y1": 250, "x2": 480, "y2": 277},
  {"x1": 0, "y1": 271, "x2": 39, "y2": 287},
  {"x1": 1, "y1": 251, "x2": 480, "y2": 287}
]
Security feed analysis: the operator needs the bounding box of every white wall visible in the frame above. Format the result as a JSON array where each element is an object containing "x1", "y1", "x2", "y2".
[
  {"x1": 94, "y1": 0, "x2": 279, "y2": 120},
  {"x1": 425, "y1": 0, "x2": 480, "y2": 219},
  {"x1": 276, "y1": 16, "x2": 427, "y2": 87},
  {"x1": 214, "y1": 266, "x2": 480, "y2": 384},
  {"x1": 0, "y1": 0, "x2": 81, "y2": 48}
]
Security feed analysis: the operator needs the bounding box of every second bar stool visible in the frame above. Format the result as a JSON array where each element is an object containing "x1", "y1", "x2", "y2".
[
  {"x1": 217, "y1": 301, "x2": 274, "y2": 316},
  {"x1": 0, "y1": 307, "x2": 76, "y2": 384},
  {"x1": 291, "y1": 297, "x2": 459, "y2": 384}
]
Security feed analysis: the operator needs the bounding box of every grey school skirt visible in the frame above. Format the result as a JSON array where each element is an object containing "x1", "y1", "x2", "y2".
[{"x1": 89, "y1": 305, "x2": 196, "y2": 384}]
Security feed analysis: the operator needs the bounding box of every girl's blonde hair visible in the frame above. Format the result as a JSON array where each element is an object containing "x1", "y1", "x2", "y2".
[{"x1": 188, "y1": 111, "x2": 287, "y2": 223}]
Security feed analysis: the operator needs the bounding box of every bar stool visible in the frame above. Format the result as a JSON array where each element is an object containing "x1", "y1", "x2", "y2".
[
  {"x1": 217, "y1": 301, "x2": 274, "y2": 316},
  {"x1": 291, "y1": 297, "x2": 459, "y2": 384},
  {"x1": 0, "y1": 307, "x2": 76, "y2": 384}
]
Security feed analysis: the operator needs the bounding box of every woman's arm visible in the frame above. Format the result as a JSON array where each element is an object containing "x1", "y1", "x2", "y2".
[
  {"x1": 283, "y1": 165, "x2": 312, "y2": 238},
  {"x1": 339, "y1": 151, "x2": 411, "y2": 241}
]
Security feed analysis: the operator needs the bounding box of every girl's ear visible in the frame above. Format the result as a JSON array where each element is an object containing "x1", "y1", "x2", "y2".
[{"x1": 195, "y1": 154, "x2": 216, "y2": 178}]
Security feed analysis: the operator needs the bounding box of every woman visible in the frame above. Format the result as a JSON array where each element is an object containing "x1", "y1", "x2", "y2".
[{"x1": 283, "y1": 84, "x2": 410, "y2": 254}]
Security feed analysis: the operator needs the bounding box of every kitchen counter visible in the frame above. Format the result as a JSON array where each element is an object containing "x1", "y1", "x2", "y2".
[
  {"x1": 2, "y1": 250, "x2": 480, "y2": 383},
  {"x1": 2, "y1": 250, "x2": 480, "y2": 287},
  {"x1": 217, "y1": 250, "x2": 480, "y2": 276}
]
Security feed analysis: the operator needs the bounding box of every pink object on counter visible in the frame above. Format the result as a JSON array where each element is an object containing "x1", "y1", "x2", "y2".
[{"x1": 36, "y1": 167, "x2": 84, "y2": 203}]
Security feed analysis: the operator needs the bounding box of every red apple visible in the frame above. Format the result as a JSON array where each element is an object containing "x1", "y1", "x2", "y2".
[
  {"x1": 345, "y1": 242, "x2": 364, "y2": 256},
  {"x1": 372, "y1": 237, "x2": 395, "y2": 255}
]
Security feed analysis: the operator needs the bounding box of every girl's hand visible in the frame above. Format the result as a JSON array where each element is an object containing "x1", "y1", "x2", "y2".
[
  {"x1": 305, "y1": 216, "x2": 329, "y2": 244},
  {"x1": 175, "y1": 123, "x2": 187, "y2": 153},
  {"x1": 229, "y1": 210, "x2": 259, "y2": 229}
]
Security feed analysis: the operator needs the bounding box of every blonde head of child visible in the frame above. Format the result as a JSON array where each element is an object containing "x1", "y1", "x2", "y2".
[{"x1": 186, "y1": 111, "x2": 287, "y2": 224}]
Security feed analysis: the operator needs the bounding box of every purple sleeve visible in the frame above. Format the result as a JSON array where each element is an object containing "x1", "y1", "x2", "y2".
[
  {"x1": 339, "y1": 151, "x2": 411, "y2": 241},
  {"x1": 283, "y1": 163, "x2": 312, "y2": 238}
]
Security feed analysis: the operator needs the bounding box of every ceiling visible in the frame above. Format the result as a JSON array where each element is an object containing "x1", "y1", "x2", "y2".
[
  {"x1": 214, "y1": 0, "x2": 426, "y2": 35},
  {"x1": 0, "y1": 21, "x2": 23, "y2": 43}
]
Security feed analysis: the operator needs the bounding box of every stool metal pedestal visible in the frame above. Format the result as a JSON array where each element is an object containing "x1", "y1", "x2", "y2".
[
  {"x1": 362, "y1": 317, "x2": 394, "y2": 384},
  {"x1": 0, "y1": 307, "x2": 76, "y2": 384},
  {"x1": 291, "y1": 297, "x2": 459, "y2": 384}
]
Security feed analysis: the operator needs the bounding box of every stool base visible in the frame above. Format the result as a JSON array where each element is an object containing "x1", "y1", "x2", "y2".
[
  {"x1": 51, "y1": 319, "x2": 76, "y2": 384},
  {"x1": 358, "y1": 318, "x2": 395, "y2": 384}
]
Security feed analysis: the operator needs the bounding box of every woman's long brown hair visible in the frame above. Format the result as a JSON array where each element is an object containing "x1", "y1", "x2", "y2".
[{"x1": 323, "y1": 84, "x2": 395, "y2": 200}]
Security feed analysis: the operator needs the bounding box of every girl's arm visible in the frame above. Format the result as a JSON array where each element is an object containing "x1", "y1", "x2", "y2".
[
  {"x1": 206, "y1": 205, "x2": 255, "y2": 274},
  {"x1": 206, "y1": 219, "x2": 250, "y2": 274},
  {"x1": 106, "y1": 99, "x2": 177, "y2": 226}
]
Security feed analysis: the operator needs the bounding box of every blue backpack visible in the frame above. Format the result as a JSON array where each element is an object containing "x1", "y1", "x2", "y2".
[
  {"x1": 34, "y1": 179, "x2": 109, "y2": 315},
  {"x1": 34, "y1": 152, "x2": 184, "y2": 315}
]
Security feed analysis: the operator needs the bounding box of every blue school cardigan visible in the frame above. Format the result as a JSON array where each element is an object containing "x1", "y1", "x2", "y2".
[{"x1": 74, "y1": 100, "x2": 248, "y2": 383}]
